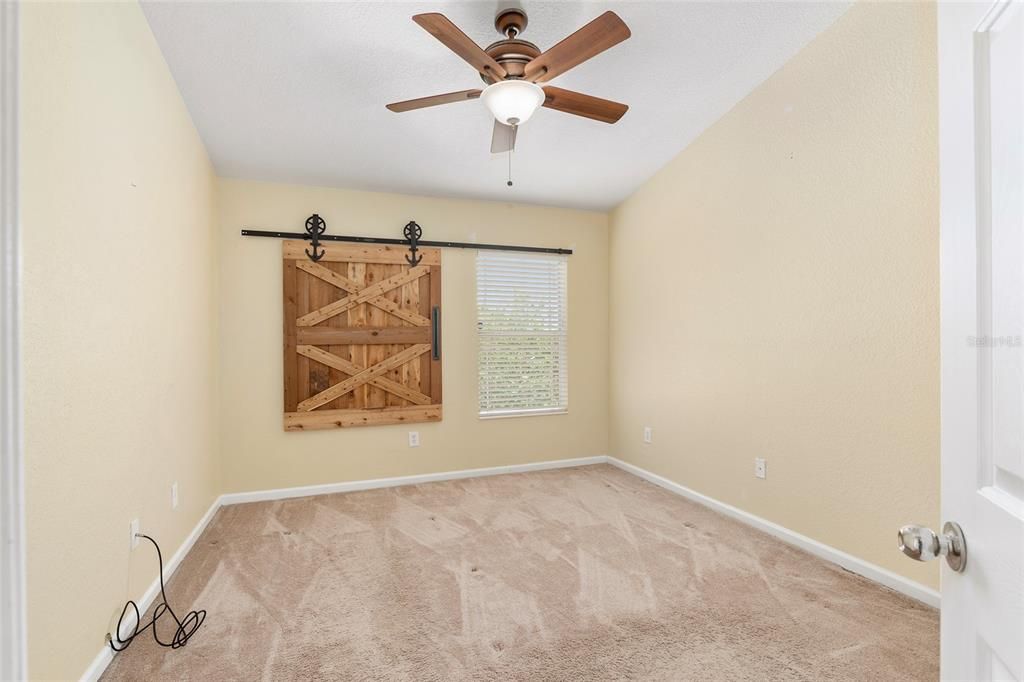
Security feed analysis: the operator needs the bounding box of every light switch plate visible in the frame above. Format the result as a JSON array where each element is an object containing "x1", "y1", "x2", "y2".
[
  {"x1": 643, "y1": 427, "x2": 652, "y2": 444},
  {"x1": 754, "y1": 458, "x2": 767, "y2": 479}
]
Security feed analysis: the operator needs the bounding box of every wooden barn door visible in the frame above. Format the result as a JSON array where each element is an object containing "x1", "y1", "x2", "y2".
[{"x1": 282, "y1": 241, "x2": 442, "y2": 430}]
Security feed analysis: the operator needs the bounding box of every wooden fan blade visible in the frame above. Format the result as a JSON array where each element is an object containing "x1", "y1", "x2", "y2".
[
  {"x1": 524, "y1": 11, "x2": 630, "y2": 83},
  {"x1": 542, "y1": 86, "x2": 628, "y2": 124},
  {"x1": 412, "y1": 13, "x2": 508, "y2": 80},
  {"x1": 386, "y1": 89, "x2": 482, "y2": 113},
  {"x1": 490, "y1": 120, "x2": 517, "y2": 153}
]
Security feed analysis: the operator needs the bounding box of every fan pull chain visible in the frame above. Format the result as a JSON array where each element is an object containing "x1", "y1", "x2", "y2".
[{"x1": 507, "y1": 147, "x2": 513, "y2": 187}]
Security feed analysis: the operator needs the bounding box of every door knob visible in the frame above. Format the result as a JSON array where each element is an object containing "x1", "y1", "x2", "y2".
[{"x1": 897, "y1": 521, "x2": 967, "y2": 572}]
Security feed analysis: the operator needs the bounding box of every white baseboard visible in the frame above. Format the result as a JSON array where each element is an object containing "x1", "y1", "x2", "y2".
[
  {"x1": 605, "y1": 456, "x2": 940, "y2": 608},
  {"x1": 219, "y1": 455, "x2": 608, "y2": 506},
  {"x1": 79, "y1": 497, "x2": 222, "y2": 682},
  {"x1": 80, "y1": 452, "x2": 938, "y2": 681},
  {"x1": 80, "y1": 455, "x2": 605, "y2": 681}
]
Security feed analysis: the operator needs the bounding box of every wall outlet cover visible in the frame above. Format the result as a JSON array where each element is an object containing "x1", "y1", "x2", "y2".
[
  {"x1": 171, "y1": 482, "x2": 179, "y2": 509},
  {"x1": 755, "y1": 458, "x2": 767, "y2": 479},
  {"x1": 408, "y1": 431, "x2": 420, "y2": 447},
  {"x1": 129, "y1": 518, "x2": 140, "y2": 550}
]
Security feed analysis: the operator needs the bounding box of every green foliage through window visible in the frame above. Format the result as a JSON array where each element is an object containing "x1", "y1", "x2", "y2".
[{"x1": 477, "y1": 253, "x2": 568, "y2": 417}]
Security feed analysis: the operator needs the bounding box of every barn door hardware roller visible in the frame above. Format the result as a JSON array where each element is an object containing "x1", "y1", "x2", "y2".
[
  {"x1": 240, "y1": 214, "x2": 573, "y2": 260},
  {"x1": 304, "y1": 214, "x2": 327, "y2": 262},
  {"x1": 403, "y1": 221, "x2": 423, "y2": 266}
]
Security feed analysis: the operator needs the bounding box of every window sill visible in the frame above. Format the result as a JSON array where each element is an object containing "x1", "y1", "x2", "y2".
[{"x1": 479, "y1": 408, "x2": 568, "y2": 420}]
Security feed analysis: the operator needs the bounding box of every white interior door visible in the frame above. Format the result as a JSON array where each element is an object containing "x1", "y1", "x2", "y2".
[{"x1": 939, "y1": 1, "x2": 1024, "y2": 679}]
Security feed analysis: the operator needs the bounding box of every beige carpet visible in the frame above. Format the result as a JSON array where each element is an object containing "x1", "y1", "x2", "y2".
[{"x1": 102, "y1": 464, "x2": 937, "y2": 681}]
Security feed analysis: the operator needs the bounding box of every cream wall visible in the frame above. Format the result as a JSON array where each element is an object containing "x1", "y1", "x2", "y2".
[
  {"x1": 609, "y1": 2, "x2": 940, "y2": 589},
  {"x1": 20, "y1": 3, "x2": 220, "y2": 680},
  {"x1": 217, "y1": 179, "x2": 608, "y2": 493}
]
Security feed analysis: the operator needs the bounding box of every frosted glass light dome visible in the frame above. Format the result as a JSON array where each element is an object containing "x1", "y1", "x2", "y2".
[{"x1": 480, "y1": 80, "x2": 545, "y2": 126}]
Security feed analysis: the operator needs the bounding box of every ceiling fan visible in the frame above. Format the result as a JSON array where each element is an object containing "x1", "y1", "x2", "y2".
[{"x1": 386, "y1": 7, "x2": 631, "y2": 154}]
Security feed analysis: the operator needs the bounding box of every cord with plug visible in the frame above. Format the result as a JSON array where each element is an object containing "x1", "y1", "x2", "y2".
[{"x1": 108, "y1": 533, "x2": 206, "y2": 652}]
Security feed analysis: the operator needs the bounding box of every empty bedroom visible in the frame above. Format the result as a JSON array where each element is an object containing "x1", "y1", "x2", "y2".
[{"x1": 1, "y1": 0, "x2": 1022, "y2": 680}]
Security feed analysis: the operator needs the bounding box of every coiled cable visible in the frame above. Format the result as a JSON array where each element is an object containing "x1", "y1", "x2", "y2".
[{"x1": 108, "y1": 534, "x2": 206, "y2": 652}]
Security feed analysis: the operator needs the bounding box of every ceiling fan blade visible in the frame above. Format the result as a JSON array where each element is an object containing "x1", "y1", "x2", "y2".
[
  {"x1": 412, "y1": 13, "x2": 508, "y2": 80},
  {"x1": 490, "y1": 121, "x2": 517, "y2": 154},
  {"x1": 386, "y1": 89, "x2": 482, "y2": 113},
  {"x1": 524, "y1": 11, "x2": 630, "y2": 83},
  {"x1": 542, "y1": 86, "x2": 628, "y2": 124}
]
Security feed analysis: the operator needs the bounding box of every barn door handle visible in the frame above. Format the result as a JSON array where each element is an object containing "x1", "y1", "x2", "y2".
[{"x1": 431, "y1": 306, "x2": 441, "y2": 360}]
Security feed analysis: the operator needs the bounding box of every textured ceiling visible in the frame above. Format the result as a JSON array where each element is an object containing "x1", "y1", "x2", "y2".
[{"x1": 141, "y1": 1, "x2": 850, "y2": 211}]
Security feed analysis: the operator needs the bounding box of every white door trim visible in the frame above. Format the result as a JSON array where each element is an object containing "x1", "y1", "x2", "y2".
[{"x1": 0, "y1": 0, "x2": 26, "y2": 679}]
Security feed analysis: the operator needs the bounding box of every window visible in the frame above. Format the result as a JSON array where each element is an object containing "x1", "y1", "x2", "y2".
[{"x1": 477, "y1": 252, "x2": 568, "y2": 417}]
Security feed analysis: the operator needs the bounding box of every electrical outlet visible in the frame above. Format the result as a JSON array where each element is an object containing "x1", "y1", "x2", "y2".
[
  {"x1": 754, "y1": 458, "x2": 767, "y2": 479},
  {"x1": 129, "y1": 518, "x2": 140, "y2": 550},
  {"x1": 408, "y1": 431, "x2": 420, "y2": 447},
  {"x1": 643, "y1": 426, "x2": 652, "y2": 444},
  {"x1": 171, "y1": 482, "x2": 179, "y2": 510}
]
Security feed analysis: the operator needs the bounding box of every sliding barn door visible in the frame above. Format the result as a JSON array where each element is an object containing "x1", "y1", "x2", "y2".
[{"x1": 282, "y1": 241, "x2": 442, "y2": 430}]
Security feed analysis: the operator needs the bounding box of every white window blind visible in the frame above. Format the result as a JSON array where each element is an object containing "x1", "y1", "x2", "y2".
[{"x1": 477, "y1": 252, "x2": 568, "y2": 417}]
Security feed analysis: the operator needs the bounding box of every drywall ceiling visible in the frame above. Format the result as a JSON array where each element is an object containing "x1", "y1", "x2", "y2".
[{"x1": 142, "y1": 2, "x2": 850, "y2": 211}]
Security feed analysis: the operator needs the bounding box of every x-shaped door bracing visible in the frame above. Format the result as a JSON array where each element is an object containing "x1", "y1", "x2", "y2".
[{"x1": 293, "y1": 261, "x2": 432, "y2": 411}]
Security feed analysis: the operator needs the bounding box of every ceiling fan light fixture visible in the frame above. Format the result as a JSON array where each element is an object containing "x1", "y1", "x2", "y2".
[{"x1": 480, "y1": 80, "x2": 545, "y2": 126}]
